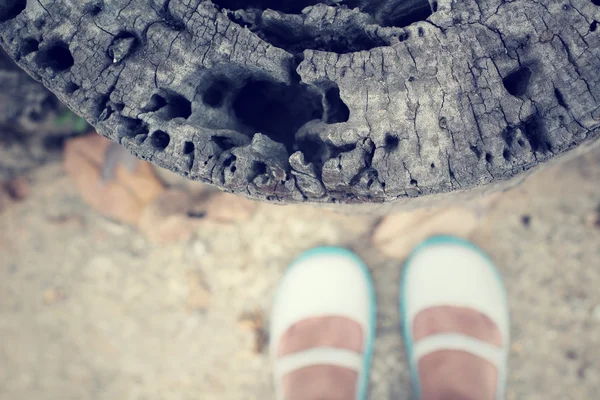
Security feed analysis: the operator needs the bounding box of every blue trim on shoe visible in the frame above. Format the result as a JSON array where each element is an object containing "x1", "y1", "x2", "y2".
[
  {"x1": 288, "y1": 246, "x2": 377, "y2": 400},
  {"x1": 399, "y1": 235, "x2": 509, "y2": 400}
]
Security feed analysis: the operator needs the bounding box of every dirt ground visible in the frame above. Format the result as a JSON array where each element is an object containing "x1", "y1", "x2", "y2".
[{"x1": 1, "y1": 143, "x2": 600, "y2": 400}]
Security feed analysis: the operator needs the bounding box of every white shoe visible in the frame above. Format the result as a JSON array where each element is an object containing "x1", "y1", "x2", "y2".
[
  {"x1": 400, "y1": 236, "x2": 510, "y2": 400},
  {"x1": 270, "y1": 247, "x2": 377, "y2": 400}
]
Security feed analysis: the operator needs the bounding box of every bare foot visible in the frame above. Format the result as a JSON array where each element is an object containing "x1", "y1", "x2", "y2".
[
  {"x1": 278, "y1": 316, "x2": 363, "y2": 400},
  {"x1": 414, "y1": 306, "x2": 503, "y2": 400}
]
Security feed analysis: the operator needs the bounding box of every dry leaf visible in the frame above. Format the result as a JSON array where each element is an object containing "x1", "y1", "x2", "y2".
[
  {"x1": 372, "y1": 207, "x2": 481, "y2": 260},
  {"x1": 138, "y1": 189, "x2": 198, "y2": 244},
  {"x1": 372, "y1": 192, "x2": 501, "y2": 260},
  {"x1": 63, "y1": 134, "x2": 165, "y2": 225},
  {"x1": 141, "y1": 214, "x2": 197, "y2": 245},
  {"x1": 205, "y1": 192, "x2": 257, "y2": 223},
  {"x1": 153, "y1": 164, "x2": 213, "y2": 195}
]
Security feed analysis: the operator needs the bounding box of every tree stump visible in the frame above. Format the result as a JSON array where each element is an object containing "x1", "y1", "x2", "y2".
[{"x1": 1, "y1": 0, "x2": 598, "y2": 209}]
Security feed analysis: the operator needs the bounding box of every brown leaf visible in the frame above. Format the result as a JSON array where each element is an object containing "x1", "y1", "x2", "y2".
[
  {"x1": 138, "y1": 189, "x2": 198, "y2": 244},
  {"x1": 63, "y1": 134, "x2": 165, "y2": 225},
  {"x1": 204, "y1": 192, "x2": 258, "y2": 223},
  {"x1": 372, "y1": 192, "x2": 501, "y2": 260},
  {"x1": 372, "y1": 207, "x2": 481, "y2": 260}
]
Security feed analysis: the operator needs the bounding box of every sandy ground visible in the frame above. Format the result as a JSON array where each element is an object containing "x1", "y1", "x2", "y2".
[{"x1": 1, "y1": 144, "x2": 600, "y2": 400}]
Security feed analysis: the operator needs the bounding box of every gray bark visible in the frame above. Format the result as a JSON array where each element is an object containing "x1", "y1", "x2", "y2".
[{"x1": 0, "y1": 0, "x2": 599, "y2": 206}]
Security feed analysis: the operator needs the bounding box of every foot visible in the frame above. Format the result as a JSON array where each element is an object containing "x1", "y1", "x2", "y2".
[
  {"x1": 401, "y1": 236, "x2": 509, "y2": 400},
  {"x1": 414, "y1": 306, "x2": 502, "y2": 400},
  {"x1": 270, "y1": 247, "x2": 375, "y2": 400},
  {"x1": 278, "y1": 316, "x2": 363, "y2": 400}
]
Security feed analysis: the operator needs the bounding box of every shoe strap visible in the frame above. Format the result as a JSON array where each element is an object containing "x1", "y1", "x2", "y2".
[
  {"x1": 412, "y1": 332, "x2": 505, "y2": 366},
  {"x1": 274, "y1": 347, "x2": 362, "y2": 400},
  {"x1": 412, "y1": 333, "x2": 507, "y2": 400}
]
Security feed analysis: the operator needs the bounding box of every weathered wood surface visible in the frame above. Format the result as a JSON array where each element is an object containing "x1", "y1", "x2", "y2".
[{"x1": 1, "y1": 0, "x2": 598, "y2": 207}]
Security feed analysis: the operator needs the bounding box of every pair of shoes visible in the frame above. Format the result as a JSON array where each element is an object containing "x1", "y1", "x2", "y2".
[{"x1": 270, "y1": 236, "x2": 510, "y2": 400}]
